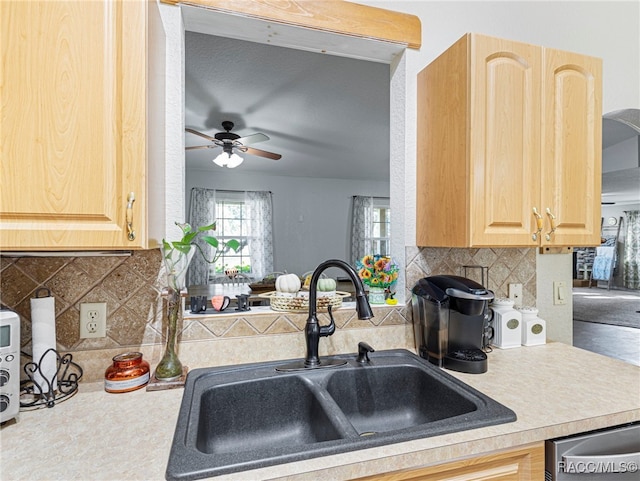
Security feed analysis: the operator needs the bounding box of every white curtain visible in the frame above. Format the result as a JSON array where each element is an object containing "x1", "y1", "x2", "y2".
[
  {"x1": 623, "y1": 210, "x2": 640, "y2": 289},
  {"x1": 187, "y1": 188, "x2": 217, "y2": 286},
  {"x1": 245, "y1": 191, "x2": 274, "y2": 280},
  {"x1": 351, "y1": 196, "x2": 373, "y2": 265}
]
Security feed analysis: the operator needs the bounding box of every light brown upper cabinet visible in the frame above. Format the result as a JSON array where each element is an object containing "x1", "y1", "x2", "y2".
[
  {"x1": 0, "y1": 0, "x2": 147, "y2": 250},
  {"x1": 416, "y1": 33, "x2": 602, "y2": 248}
]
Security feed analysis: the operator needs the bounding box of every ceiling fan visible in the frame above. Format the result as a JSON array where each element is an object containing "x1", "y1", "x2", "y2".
[{"x1": 186, "y1": 121, "x2": 282, "y2": 168}]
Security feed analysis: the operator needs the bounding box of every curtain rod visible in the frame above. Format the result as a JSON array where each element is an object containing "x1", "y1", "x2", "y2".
[{"x1": 191, "y1": 188, "x2": 272, "y2": 194}]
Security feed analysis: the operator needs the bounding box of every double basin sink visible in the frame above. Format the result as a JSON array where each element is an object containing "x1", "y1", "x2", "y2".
[{"x1": 166, "y1": 349, "x2": 516, "y2": 480}]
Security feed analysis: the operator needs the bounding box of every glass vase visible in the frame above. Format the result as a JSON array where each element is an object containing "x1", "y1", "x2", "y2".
[
  {"x1": 368, "y1": 286, "x2": 386, "y2": 305},
  {"x1": 155, "y1": 245, "x2": 195, "y2": 381}
]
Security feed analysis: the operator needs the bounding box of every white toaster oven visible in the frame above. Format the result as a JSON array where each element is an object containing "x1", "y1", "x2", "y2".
[{"x1": 0, "y1": 310, "x2": 20, "y2": 423}]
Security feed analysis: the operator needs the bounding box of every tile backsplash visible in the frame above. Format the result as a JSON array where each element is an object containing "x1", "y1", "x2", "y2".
[
  {"x1": 405, "y1": 246, "x2": 536, "y2": 306},
  {"x1": 0, "y1": 246, "x2": 535, "y2": 356},
  {"x1": 0, "y1": 250, "x2": 411, "y2": 354},
  {"x1": 1, "y1": 250, "x2": 166, "y2": 352}
]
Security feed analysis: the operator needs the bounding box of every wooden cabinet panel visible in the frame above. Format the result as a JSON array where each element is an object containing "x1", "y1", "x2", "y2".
[
  {"x1": 160, "y1": 0, "x2": 422, "y2": 49},
  {"x1": 355, "y1": 442, "x2": 545, "y2": 481},
  {"x1": 470, "y1": 37, "x2": 542, "y2": 246},
  {"x1": 541, "y1": 48, "x2": 602, "y2": 246},
  {"x1": 416, "y1": 35, "x2": 469, "y2": 247},
  {"x1": 0, "y1": 0, "x2": 146, "y2": 250},
  {"x1": 416, "y1": 33, "x2": 601, "y2": 248}
]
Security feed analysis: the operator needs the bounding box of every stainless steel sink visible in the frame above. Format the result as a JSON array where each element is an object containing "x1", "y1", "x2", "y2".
[{"x1": 166, "y1": 349, "x2": 516, "y2": 480}]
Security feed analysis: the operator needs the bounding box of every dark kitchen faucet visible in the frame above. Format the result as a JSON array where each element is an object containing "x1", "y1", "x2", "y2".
[
  {"x1": 276, "y1": 259, "x2": 374, "y2": 371},
  {"x1": 305, "y1": 259, "x2": 374, "y2": 367}
]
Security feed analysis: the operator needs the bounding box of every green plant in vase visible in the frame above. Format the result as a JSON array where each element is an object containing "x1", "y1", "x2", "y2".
[{"x1": 156, "y1": 222, "x2": 240, "y2": 381}]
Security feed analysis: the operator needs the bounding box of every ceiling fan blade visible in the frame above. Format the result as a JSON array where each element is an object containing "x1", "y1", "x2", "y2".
[
  {"x1": 245, "y1": 146, "x2": 281, "y2": 160},
  {"x1": 186, "y1": 128, "x2": 216, "y2": 142},
  {"x1": 186, "y1": 145, "x2": 216, "y2": 151},
  {"x1": 237, "y1": 132, "x2": 269, "y2": 146}
]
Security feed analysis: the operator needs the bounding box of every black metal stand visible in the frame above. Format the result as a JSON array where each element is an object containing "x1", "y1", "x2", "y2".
[{"x1": 20, "y1": 348, "x2": 83, "y2": 409}]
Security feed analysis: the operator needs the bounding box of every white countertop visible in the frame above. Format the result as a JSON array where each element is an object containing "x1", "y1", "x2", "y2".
[{"x1": 2, "y1": 343, "x2": 639, "y2": 480}]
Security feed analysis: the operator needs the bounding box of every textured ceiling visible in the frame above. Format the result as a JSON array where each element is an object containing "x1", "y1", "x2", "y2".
[{"x1": 184, "y1": 32, "x2": 390, "y2": 181}]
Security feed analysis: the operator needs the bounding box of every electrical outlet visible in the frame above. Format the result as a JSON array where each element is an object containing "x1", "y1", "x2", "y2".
[
  {"x1": 508, "y1": 283, "x2": 523, "y2": 307},
  {"x1": 80, "y1": 302, "x2": 107, "y2": 338}
]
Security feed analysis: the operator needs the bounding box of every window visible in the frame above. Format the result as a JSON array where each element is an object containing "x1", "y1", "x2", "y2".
[
  {"x1": 188, "y1": 188, "x2": 273, "y2": 285},
  {"x1": 371, "y1": 199, "x2": 391, "y2": 256},
  {"x1": 213, "y1": 193, "x2": 252, "y2": 276},
  {"x1": 351, "y1": 196, "x2": 391, "y2": 264}
]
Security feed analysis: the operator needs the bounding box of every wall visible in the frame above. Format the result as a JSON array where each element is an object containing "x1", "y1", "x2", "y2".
[
  {"x1": 148, "y1": 0, "x2": 186, "y2": 246},
  {"x1": 185, "y1": 169, "x2": 389, "y2": 276},
  {"x1": 406, "y1": 247, "x2": 537, "y2": 307},
  {"x1": 0, "y1": 251, "x2": 404, "y2": 352},
  {"x1": 1, "y1": 244, "x2": 535, "y2": 354},
  {"x1": 0, "y1": 251, "x2": 413, "y2": 381},
  {"x1": 603, "y1": 136, "x2": 639, "y2": 172},
  {"x1": 4, "y1": 1, "x2": 638, "y2": 377},
  {"x1": 536, "y1": 252, "x2": 573, "y2": 344},
  {"x1": 0, "y1": 244, "x2": 537, "y2": 381},
  {"x1": 1, "y1": 252, "x2": 165, "y2": 353},
  {"x1": 172, "y1": 1, "x2": 640, "y2": 344},
  {"x1": 371, "y1": 0, "x2": 640, "y2": 245},
  {"x1": 364, "y1": 0, "x2": 640, "y2": 344}
]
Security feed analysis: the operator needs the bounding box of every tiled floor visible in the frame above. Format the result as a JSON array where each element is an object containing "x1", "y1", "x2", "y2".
[{"x1": 573, "y1": 320, "x2": 640, "y2": 366}]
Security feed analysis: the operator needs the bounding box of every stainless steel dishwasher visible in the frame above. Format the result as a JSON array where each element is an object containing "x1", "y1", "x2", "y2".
[{"x1": 545, "y1": 422, "x2": 640, "y2": 480}]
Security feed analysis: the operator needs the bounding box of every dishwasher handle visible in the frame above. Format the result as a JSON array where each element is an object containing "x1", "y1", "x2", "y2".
[{"x1": 562, "y1": 452, "x2": 640, "y2": 474}]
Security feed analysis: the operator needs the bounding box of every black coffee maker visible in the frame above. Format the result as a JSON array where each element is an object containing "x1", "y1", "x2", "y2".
[{"x1": 412, "y1": 275, "x2": 494, "y2": 374}]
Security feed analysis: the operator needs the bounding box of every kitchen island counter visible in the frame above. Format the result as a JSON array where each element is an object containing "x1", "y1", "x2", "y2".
[{"x1": 2, "y1": 342, "x2": 639, "y2": 480}]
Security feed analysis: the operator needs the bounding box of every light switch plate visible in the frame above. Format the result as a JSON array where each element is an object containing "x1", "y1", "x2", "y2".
[{"x1": 553, "y1": 281, "x2": 567, "y2": 305}]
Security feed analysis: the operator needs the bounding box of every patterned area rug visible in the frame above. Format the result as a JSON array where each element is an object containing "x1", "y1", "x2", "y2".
[{"x1": 573, "y1": 287, "x2": 640, "y2": 329}]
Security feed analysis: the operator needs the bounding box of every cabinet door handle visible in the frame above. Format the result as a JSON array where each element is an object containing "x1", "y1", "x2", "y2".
[
  {"x1": 532, "y1": 207, "x2": 543, "y2": 241},
  {"x1": 545, "y1": 208, "x2": 556, "y2": 241},
  {"x1": 126, "y1": 192, "x2": 136, "y2": 241}
]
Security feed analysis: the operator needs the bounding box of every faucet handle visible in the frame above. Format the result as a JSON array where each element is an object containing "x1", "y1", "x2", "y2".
[
  {"x1": 318, "y1": 305, "x2": 336, "y2": 338},
  {"x1": 356, "y1": 342, "x2": 375, "y2": 363}
]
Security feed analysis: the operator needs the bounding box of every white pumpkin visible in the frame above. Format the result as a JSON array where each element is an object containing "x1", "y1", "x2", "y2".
[{"x1": 275, "y1": 273, "x2": 301, "y2": 294}]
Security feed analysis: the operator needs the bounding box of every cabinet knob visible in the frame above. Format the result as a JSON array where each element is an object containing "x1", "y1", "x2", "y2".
[
  {"x1": 532, "y1": 207, "x2": 543, "y2": 241},
  {"x1": 545, "y1": 208, "x2": 557, "y2": 241},
  {"x1": 126, "y1": 192, "x2": 136, "y2": 241}
]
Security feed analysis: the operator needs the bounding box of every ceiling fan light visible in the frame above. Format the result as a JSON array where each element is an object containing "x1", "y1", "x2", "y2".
[
  {"x1": 213, "y1": 151, "x2": 230, "y2": 167},
  {"x1": 226, "y1": 153, "x2": 244, "y2": 168}
]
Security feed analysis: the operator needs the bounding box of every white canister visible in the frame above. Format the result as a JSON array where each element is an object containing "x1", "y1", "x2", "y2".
[
  {"x1": 490, "y1": 298, "x2": 522, "y2": 349},
  {"x1": 518, "y1": 306, "x2": 546, "y2": 346}
]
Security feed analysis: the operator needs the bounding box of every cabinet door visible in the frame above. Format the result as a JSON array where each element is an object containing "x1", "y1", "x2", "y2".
[
  {"x1": 354, "y1": 442, "x2": 545, "y2": 480},
  {"x1": 0, "y1": 0, "x2": 146, "y2": 250},
  {"x1": 469, "y1": 35, "x2": 542, "y2": 246},
  {"x1": 541, "y1": 48, "x2": 602, "y2": 247}
]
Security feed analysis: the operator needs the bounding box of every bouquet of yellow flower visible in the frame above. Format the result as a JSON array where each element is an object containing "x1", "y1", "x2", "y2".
[{"x1": 356, "y1": 255, "x2": 399, "y2": 288}]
